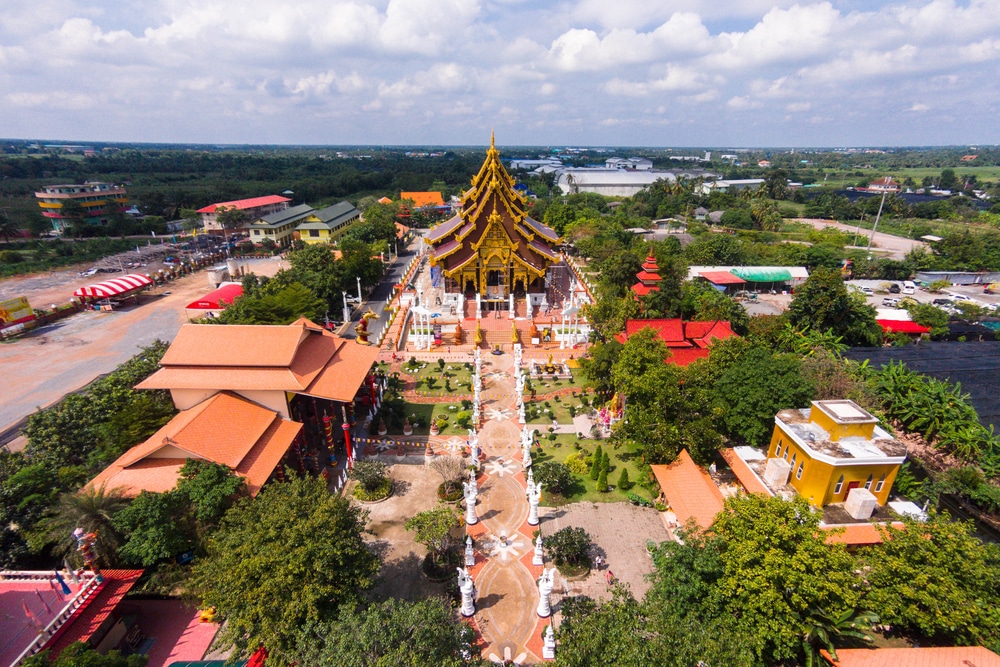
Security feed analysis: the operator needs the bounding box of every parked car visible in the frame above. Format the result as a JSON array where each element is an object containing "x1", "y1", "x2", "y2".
[
  {"x1": 858, "y1": 286, "x2": 874, "y2": 297},
  {"x1": 882, "y1": 298, "x2": 901, "y2": 308},
  {"x1": 902, "y1": 281, "x2": 916, "y2": 295},
  {"x1": 932, "y1": 297, "x2": 954, "y2": 306},
  {"x1": 888, "y1": 283, "x2": 901, "y2": 294}
]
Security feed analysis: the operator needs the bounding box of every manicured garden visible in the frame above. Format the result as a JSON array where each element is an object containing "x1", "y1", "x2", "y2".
[
  {"x1": 398, "y1": 357, "x2": 475, "y2": 397},
  {"x1": 530, "y1": 434, "x2": 657, "y2": 506}
]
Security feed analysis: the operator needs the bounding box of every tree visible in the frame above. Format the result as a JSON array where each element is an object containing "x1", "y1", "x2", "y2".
[
  {"x1": 175, "y1": 459, "x2": 245, "y2": 526},
  {"x1": 23, "y1": 643, "x2": 147, "y2": 667},
  {"x1": 544, "y1": 526, "x2": 592, "y2": 568},
  {"x1": 596, "y1": 469, "x2": 608, "y2": 492},
  {"x1": 554, "y1": 591, "x2": 665, "y2": 667},
  {"x1": 535, "y1": 461, "x2": 575, "y2": 496},
  {"x1": 113, "y1": 490, "x2": 195, "y2": 566},
  {"x1": 578, "y1": 339, "x2": 622, "y2": 395},
  {"x1": 428, "y1": 456, "x2": 465, "y2": 498},
  {"x1": 405, "y1": 506, "x2": 461, "y2": 566},
  {"x1": 590, "y1": 445, "x2": 604, "y2": 480},
  {"x1": 215, "y1": 205, "x2": 248, "y2": 233},
  {"x1": 294, "y1": 598, "x2": 481, "y2": 667},
  {"x1": 713, "y1": 346, "x2": 815, "y2": 446},
  {"x1": 214, "y1": 282, "x2": 324, "y2": 325},
  {"x1": 861, "y1": 513, "x2": 1000, "y2": 650},
  {"x1": 192, "y1": 475, "x2": 379, "y2": 663},
  {"x1": 787, "y1": 267, "x2": 881, "y2": 347},
  {"x1": 0, "y1": 208, "x2": 19, "y2": 243},
  {"x1": 34, "y1": 484, "x2": 129, "y2": 566},
  {"x1": 617, "y1": 468, "x2": 632, "y2": 491}
]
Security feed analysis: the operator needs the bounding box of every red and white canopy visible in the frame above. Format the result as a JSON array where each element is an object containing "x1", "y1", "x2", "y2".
[{"x1": 74, "y1": 274, "x2": 153, "y2": 299}]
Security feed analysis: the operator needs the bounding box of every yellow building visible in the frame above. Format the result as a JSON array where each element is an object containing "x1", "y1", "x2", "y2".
[
  {"x1": 249, "y1": 203, "x2": 314, "y2": 247},
  {"x1": 766, "y1": 400, "x2": 906, "y2": 507},
  {"x1": 295, "y1": 202, "x2": 360, "y2": 245}
]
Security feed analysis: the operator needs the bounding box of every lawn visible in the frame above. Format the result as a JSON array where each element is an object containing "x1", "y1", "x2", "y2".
[
  {"x1": 526, "y1": 394, "x2": 591, "y2": 427},
  {"x1": 371, "y1": 398, "x2": 468, "y2": 437},
  {"x1": 399, "y1": 358, "x2": 475, "y2": 397},
  {"x1": 531, "y1": 434, "x2": 657, "y2": 506}
]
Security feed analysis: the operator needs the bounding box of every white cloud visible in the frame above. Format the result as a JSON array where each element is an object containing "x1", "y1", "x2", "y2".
[{"x1": 0, "y1": 0, "x2": 998, "y2": 145}]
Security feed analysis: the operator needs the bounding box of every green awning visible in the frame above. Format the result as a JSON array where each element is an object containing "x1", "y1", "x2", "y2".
[{"x1": 730, "y1": 268, "x2": 793, "y2": 282}]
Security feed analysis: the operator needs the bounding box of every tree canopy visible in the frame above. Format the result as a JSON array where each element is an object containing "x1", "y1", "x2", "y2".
[
  {"x1": 192, "y1": 475, "x2": 379, "y2": 662},
  {"x1": 787, "y1": 267, "x2": 881, "y2": 347}
]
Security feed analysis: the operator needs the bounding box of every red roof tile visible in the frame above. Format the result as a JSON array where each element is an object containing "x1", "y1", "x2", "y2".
[
  {"x1": 196, "y1": 195, "x2": 290, "y2": 213},
  {"x1": 46, "y1": 570, "x2": 143, "y2": 660},
  {"x1": 400, "y1": 191, "x2": 445, "y2": 207},
  {"x1": 699, "y1": 271, "x2": 746, "y2": 285},
  {"x1": 821, "y1": 646, "x2": 1000, "y2": 667},
  {"x1": 821, "y1": 522, "x2": 905, "y2": 546},
  {"x1": 877, "y1": 320, "x2": 930, "y2": 334},
  {"x1": 650, "y1": 450, "x2": 725, "y2": 530}
]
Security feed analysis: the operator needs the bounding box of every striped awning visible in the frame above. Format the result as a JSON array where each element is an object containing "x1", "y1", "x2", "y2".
[{"x1": 74, "y1": 274, "x2": 153, "y2": 298}]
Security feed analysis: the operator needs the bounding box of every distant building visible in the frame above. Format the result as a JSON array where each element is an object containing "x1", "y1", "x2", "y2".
[
  {"x1": 197, "y1": 195, "x2": 291, "y2": 233},
  {"x1": 555, "y1": 169, "x2": 677, "y2": 196},
  {"x1": 509, "y1": 158, "x2": 563, "y2": 171},
  {"x1": 604, "y1": 157, "x2": 654, "y2": 170},
  {"x1": 34, "y1": 182, "x2": 128, "y2": 232},
  {"x1": 699, "y1": 179, "x2": 764, "y2": 195},
  {"x1": 758, "y1": 160, "x2": 772, "y2": 167},
  {"x1": 248, "y1": 203, "x2": 314, "y2": 247},
  {"x1": 866, "y1": 177, "x2": 901, "y2": 193},
  {"x1": 295, "y1": 202, "x2": 360, "y2": 245}
]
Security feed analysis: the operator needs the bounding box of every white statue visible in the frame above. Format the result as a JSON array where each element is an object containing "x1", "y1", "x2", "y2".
[
  {"x1": 458, "y1": 567, "x2": 476, "y2": 617},
  {"x1": 542, "y1": 625, "x2": 556, "y2": 659},
  {"x1": 527, "y1": 482, "x2": 542, "y2": 526},
  {"x1": 463, "y1": 480, "x2": 478, "y2": 525},
  {"x1": 536, "y1": 567, "x2": 554, "y2": 617},
  {"x1": 526, "y1": 467, "x2": 535, "y2": 489},
  {"x1": 518, "y1": 401, "x2": 526, "y2": 425},
  {"x1": 533, "y1": 532, "x2": 544, "y2": 566},
  {"x1": 469, "y1": 467, "x2": 478, "y2": 494},
  {"x1": 465, "y1": 535, "x2": 476, "y2": 567}
]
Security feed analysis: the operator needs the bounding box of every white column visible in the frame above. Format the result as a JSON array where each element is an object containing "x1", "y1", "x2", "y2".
[{"x1": 509, "y1": 292, "x2": 515, "y2": 319}]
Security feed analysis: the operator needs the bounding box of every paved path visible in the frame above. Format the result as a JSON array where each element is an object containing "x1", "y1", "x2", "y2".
[{"x1": 464, "y1": 351, "x2": 552, "y2": 664}]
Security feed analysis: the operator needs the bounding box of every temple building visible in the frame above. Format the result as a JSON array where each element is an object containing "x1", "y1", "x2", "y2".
[{"x1": 426, "y1": 134, "x2": 561, "y2": 308}]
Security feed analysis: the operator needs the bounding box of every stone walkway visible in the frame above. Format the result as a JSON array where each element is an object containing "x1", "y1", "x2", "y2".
[{"x1": 463, "y1": 351, "x2": 553, "y2": 664}]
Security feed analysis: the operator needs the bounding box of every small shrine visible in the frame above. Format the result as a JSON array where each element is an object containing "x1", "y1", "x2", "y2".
[{"x1": 631, "y1": 249, "x2": 661, "y2": 299}]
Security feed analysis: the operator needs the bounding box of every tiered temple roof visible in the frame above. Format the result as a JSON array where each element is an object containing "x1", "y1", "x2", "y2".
[
  {"x1": 426, "y1": 134, "x2": 559, "y2": 282},
  {"x1": 632, "y1": 250, "x2": 661, "y2": 297}
]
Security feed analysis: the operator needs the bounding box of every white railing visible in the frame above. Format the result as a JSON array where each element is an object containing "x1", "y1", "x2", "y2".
[{"x1": 7, "y1": 571, "x2": 101, "y2": 666}]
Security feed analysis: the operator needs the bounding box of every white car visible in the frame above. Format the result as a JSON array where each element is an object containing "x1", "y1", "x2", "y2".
[{"x1": 858, "y1": 286, "x2": 874, "y2": 297}]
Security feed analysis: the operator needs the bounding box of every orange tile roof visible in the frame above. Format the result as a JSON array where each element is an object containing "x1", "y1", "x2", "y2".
[
  {"x1": 400, "y1": 191, "x2": 445, "y2": 207},
  {"x1": 821, "y1": 522, "x2": 905, "y2": 546},
  {"x1": 87, "y1": 392, "x2": 301, "y2": 497},
  {"x1": 719, "y1": 448, "x2": 773, "y2": 496},
  {"x1": 196, "y1": 195, "x2": 290, "y2": 213},
  {"x1": 136, "y1": 320, "x2": 376, "y2": 402},
  {"x1": 821, "y1": 646, "x2": 1000, "y2": 667},
  {"x1": 650, "y1": 450, "x2": 725, "y2": 530}
]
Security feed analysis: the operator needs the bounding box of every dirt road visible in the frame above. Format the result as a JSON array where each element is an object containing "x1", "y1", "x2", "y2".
[
  {"x1": 0, "y1": 258, "x2": 282, "y2": 435},
  {"x1": 792, "y1": 218, "x2": 927, "y2": 260}
]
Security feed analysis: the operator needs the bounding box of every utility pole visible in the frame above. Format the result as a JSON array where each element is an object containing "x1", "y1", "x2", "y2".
[{"x1": 866, "y1": 188, "x2": 889, "y2": 258}]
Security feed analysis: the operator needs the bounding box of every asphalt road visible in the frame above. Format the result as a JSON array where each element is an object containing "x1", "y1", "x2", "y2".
[{"x1": 343, "y1": 239, "x2": 419, "y2": 341}]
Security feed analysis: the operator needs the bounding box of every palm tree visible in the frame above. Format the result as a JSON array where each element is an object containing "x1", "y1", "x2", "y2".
[
  {"x1": 797, "y1": 607, "x2": 878, "y2": 667},
  {"x1": 38, "y1": 484, "x2": 129, "y2": 567},
  {"x1": 0, "y1": 208, "x2": 19, "y2": 244}
]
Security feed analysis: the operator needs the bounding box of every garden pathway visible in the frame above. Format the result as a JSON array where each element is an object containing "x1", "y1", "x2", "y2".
[{"x1": 465, "y1": 351, "x2": 554, "y2": 664}]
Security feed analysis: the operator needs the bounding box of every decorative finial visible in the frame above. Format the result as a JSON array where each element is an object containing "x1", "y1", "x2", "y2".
[{"x1": 490, "y1": 130, "x2": 495, "y2": 149}]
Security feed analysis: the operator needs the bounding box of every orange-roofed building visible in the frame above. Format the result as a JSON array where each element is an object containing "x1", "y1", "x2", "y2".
[
  {"x1": 127, "y1": 318, "x2": 382, "y2": 486},
  {"x1": 87, "y1": 392, "x2": 303, "y2": 497},
  {"x1": 821, "y1": 646, "x2": 1000, "y2": 667},
  {"x1": 400, "y1": 191, "x2": 446, "y2": 208},
  {"x1": 631, "y1": 250, "x2": 662, "y2": 298},
  {"x1": 650, "y1": 450, "x2": 725, "y2": 530}
]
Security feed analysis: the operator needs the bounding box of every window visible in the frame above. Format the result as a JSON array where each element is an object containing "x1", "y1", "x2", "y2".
[
  {"x1": 790, "y1": 453, "x2": 797, "y2": 468},
  {"x1": 864, "y1": 474, "x2": 873, "y2": 490},
  {"x1": 874, "y1": 474, "x2": 885, "y2": 493},
  {"x1": 253, "y1": 229, "x2": 260, "y2": 236},
  {"x1": 796, "y1": 462, "x2": 804, "y2": 480},
  {"x1": 834, "y1": 475, "x2": 844, "y2": 495},
  {"x1": 783, "y1": 447, "x2": 790, "y2": 461},
  {"x1": 775, "y1": 441, "x2": 783, "y2": 458},
  {"x1": 309, "y1": 229, "x2": 319, "y2": 237}
]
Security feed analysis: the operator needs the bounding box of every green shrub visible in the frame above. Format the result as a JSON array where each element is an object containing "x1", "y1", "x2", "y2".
[
  {"x1": 618, "y1": 468, "x2": 632, "y2": 491},
  {"x1": 544, "y1": 526, "x2": 592, "y2": 567},
  {"x1": 590, "y1": 445, "x2": 604, "y2": 480},
  {"x1": 596, "y1": 469, "x2": 608, "y2": 492},
  {"x1": 565, "y1": 452, "x2": 589, "y2": 474},
  {"x1": 534, "y1": 461, "x2": 574, "y2": 495}
]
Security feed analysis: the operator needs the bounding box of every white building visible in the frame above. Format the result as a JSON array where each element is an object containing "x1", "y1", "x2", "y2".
[
  {"x1": 700, "y1": 179, "x2": 765, "y2": 195},
  {"x1": 555, "y1": 169, "x2": 676, "y2": 197},
  {"x1": 604, "y1": 157, "x2": 654, "y2": 170}
]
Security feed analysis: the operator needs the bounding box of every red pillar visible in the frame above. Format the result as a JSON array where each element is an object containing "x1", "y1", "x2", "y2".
[{"x1": 342, "y1": 422, "x2": 353, "y2": 469}]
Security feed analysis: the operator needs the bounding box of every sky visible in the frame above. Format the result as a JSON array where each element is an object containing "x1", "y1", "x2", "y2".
[{"x1": 1, "y1": 0, "x2": 999, "y2": 148}]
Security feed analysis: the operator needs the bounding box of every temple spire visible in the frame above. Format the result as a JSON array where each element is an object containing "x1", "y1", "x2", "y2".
[{"x1": 490, "y1": 129, "x2": 495, "y2": 149}]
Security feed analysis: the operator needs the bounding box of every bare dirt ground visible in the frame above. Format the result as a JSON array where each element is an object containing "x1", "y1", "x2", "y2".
[
  {"x1": 0, "y1": 258, "x2": 283, "y2": 435},
  {"x1": 792, "y1": 218, "x2": 927, "y2": 260},
  {"x1": 358, "y1": 463, "x2": 451, "y2": 600}
]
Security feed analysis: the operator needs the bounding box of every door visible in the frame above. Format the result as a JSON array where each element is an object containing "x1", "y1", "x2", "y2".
[{"x1": 844, "y1": 481, "x2": 860, "y2": 500}]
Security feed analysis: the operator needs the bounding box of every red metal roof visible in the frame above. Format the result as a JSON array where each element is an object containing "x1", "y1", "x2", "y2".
[
  {"x1": 74, "y1": 274, "x2": 153, "y2": 299},
  {"x1": 699, "y1": 271, "x2": 746, "y2": 285},
  {"x1": 46, "y1": 570, "x2": 143, "y2": 659},
  {"x1": 821, "y1": 646, "x2": 1000, "y2": 667},
  {"x1": 186, "y1": 284, "x2": 243, "y2": 310},
  {"x1": 877, "y1": 320, "x2": 930, "y2": 334},
  {"x1": 196, "y1": 195, "x2": 290, "y2": 213}
]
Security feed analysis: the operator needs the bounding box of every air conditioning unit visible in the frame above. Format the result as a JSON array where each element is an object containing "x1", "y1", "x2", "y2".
[
  {"x1": 845, "y1": 488, "x2": 877, "y2": 520},
  {"x1": 763, "y1": 457, "x2": 791, "y2": 487}
]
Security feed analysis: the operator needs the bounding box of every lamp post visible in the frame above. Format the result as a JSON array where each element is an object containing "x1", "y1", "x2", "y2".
[
  {"x1": 356, "y1": 276, "x2": 362, "y2": 305},
  {"x1": 342, "y1": 291, "x2": 350, "y2": 324}
]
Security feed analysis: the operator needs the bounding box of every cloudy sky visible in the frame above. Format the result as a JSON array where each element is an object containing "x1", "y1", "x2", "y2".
[{"x1": 2, "y1": 0, "x2": 998, "y2": 147}]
